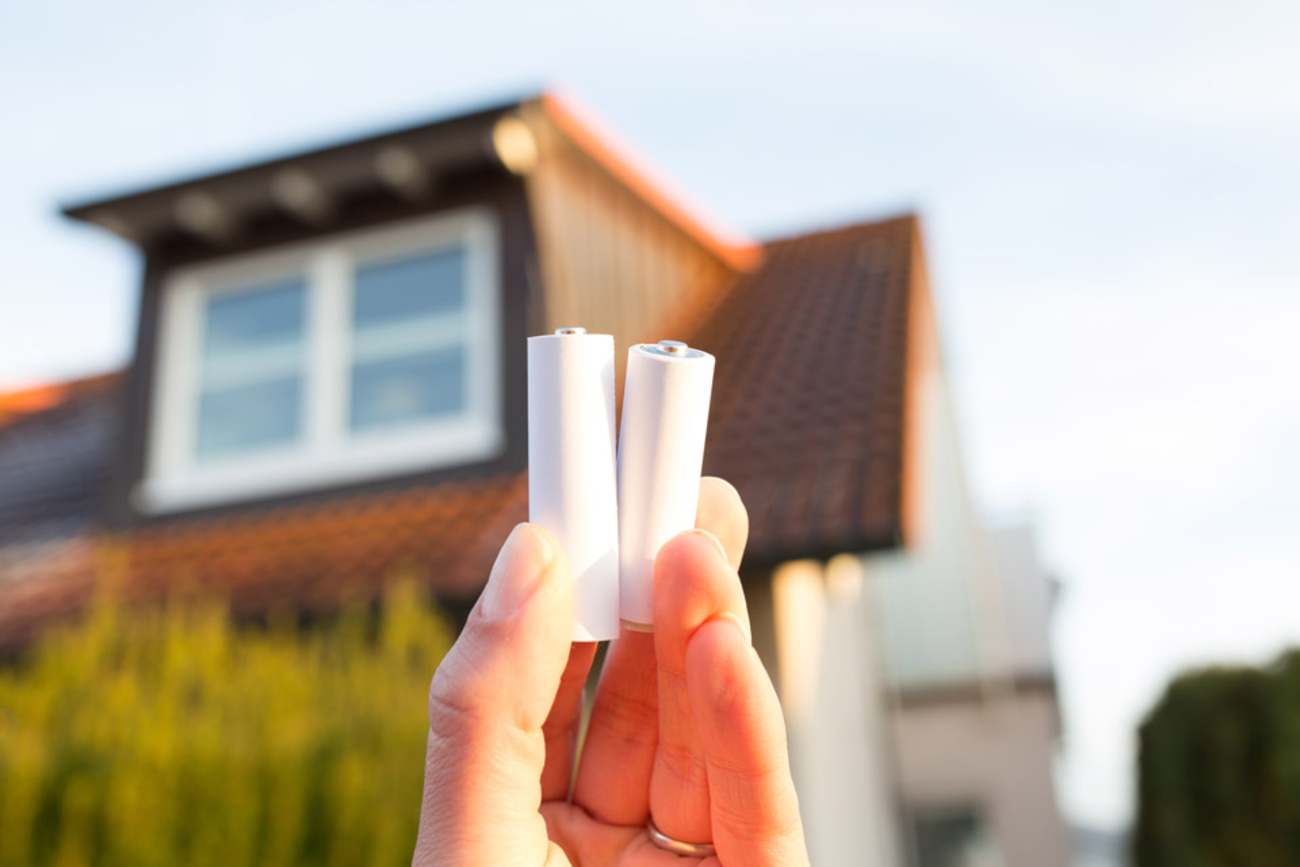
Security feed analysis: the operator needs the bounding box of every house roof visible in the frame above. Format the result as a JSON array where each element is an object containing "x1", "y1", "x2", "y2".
[
  {"x1": 0, "y1": 374, "x2": 121, "y2": 548},
  {"x1": 0, "y1": 214, "x2": 917, "y2": 650},
  {"x1": 62, "y1": 92, "x2": 759, "y2": 271},
  {"x1": 695, "y1": 215, "x2": 915, "y2": 562}
]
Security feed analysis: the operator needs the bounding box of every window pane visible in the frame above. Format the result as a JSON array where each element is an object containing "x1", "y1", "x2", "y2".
[
  {"x1": 353, "y1": 248, "x2": 465, "y2": 329},
  {"x1": 197, "y1": 278, "x2": 306, "y2": 460},
  {"x1": 350, "y1": 348, "x2": 465, "y2": 432},
  {"x1": 909, "y1": 808, "x2": 999, "y2": 867},
  {"x1": 349, "y1": 245, "x2": 470, "y2": 434},
  {"x1": 197, "y1": 377, "x2": 302, "y2": 457},
  {"x1": 205, "y1": 279, "x2": 305, "y2": 357}
]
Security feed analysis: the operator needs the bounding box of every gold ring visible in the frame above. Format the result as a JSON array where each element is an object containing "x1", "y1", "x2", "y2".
[{"x1": 646, "y1": 815, "x2": 717, "y2": 857}]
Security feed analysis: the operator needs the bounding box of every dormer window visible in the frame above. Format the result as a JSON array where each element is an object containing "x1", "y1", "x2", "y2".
[{"x1": 142, "y1": 208, "x2": 502, "y2": 512}]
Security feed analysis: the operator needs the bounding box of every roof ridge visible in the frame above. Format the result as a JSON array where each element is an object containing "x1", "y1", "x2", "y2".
[{"x1": 760, "y1": 212, "x2": 919, "y2": 248}]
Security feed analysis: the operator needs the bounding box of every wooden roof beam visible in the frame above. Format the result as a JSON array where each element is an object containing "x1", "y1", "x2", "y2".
[
  {"x1": 173, "y1": 191, "x2": 238, "y2": 245},
  {"x1": 270, "y1": 168, "x2": 334, "y2": 225},
  {"x1": 373, "y1": 145, "x2": 434, "y2": 201}
]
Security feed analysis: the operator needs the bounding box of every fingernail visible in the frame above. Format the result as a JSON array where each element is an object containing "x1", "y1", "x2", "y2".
[
  {"x1": 689, "y1": 529, "x2": 729, "y2": 566},
  {"x1": 480, "y1": 524, "x2": 554, "y2": 620}
]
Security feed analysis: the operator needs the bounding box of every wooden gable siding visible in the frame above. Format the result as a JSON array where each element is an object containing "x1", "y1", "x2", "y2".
[{"x1": 520, "y1": 100, "x2": 746, "y2": 363}]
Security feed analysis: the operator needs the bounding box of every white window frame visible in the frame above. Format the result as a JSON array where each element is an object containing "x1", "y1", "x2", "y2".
[{"x1": 139, "y1": 207, "x2": 503, "y2": 513}]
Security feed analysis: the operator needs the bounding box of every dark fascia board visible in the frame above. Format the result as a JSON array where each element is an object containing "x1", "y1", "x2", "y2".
[{"x1": 61, "y1": 93, "x2": 538, "y2": 246}]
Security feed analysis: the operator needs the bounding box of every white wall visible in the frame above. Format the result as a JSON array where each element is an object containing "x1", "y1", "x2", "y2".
[
  {"x1": 891, "y1": 692, "x2": 1069, "y2": 867},
  {"x1": 871, "y1": 346, "x2": 1015, "y2": 692},
  {"x1": 989, "y1": 524, "x2": 1056, "y2": 681},
  {"x1": 863, "y1": 284, "x2": 1068, "y2": 866},
  {"x1": 772, "y1": 556, "x2": 903, "y2": 867}
]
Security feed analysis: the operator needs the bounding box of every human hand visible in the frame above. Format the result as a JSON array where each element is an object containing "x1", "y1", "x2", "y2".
[{"x1": 412, "y1": 477, "x2": 809, "y2": 866}]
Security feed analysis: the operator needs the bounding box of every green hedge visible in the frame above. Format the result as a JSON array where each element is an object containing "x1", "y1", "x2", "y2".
[
  {"x1": 0, "y1": 576, "x2": 453, "y2": 867},
  {"x1": 1135, "y1": 650, "x2": 1300, "y2": 866}
]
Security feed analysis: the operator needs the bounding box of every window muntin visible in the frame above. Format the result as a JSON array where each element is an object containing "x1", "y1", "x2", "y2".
[{"x1": 144, "y1": 208, "x2": 501, "y2": 512}]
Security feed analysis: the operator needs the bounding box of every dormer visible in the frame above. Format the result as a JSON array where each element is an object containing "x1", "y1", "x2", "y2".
[{"x1": 64, "y1": 93, "x2": 759, "y2": 522}]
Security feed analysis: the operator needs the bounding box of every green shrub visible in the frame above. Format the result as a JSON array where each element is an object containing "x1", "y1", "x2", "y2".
[
  {"x1": 1134, "y1": 650, "x2": 1300, "y2": 866},
  {"x1": 0, "y1": 574, "x2": 454, "y2": 867}
]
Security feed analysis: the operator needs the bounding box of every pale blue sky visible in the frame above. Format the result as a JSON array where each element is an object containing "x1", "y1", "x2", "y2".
[{"x1": 3, "y1": 0, "x2": 1299, "y2": 836}]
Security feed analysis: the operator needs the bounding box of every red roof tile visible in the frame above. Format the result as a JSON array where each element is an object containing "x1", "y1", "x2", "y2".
[
  {"x1": 692, "y1": 215, "x2": 915, "y2": 562},
  {"x1": 0, "y1": 477, "x2": 527, "y2": 652}
]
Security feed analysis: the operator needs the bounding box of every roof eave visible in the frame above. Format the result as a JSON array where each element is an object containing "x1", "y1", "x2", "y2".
[
  {"x1": 61, "y1": 95, "x2": 534, "y2": 247},
  {"x1": 60, "y1": 90, "x2": 763, "y2": 272}
]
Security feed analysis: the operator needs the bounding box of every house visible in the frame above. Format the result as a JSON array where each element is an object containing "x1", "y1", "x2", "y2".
[{"x1": 0, "y1": 92, "x2": 1069, "y2": 866}]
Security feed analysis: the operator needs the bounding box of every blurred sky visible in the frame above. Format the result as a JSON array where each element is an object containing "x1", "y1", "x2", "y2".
[{"x1": 3, "y1": 0, "x2": 1299, "y2": 834}]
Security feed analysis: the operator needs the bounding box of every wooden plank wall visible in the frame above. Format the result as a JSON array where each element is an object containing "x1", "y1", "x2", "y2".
[{"x1": 520, "y1": 104, "x2": 736, "y2": 370}]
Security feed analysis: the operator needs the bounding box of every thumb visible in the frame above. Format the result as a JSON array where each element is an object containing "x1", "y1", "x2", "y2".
[{"x1": 414, "y1": 523, "x2": 573, "y2": 866}]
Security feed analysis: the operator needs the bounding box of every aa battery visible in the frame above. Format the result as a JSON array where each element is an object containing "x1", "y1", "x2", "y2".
[
  {"x1": 527, "y1": 328, "x2": 621, "y2": 642},
  {"x1": 617, "y1": 340, "x2": 716, "y2": 631}
]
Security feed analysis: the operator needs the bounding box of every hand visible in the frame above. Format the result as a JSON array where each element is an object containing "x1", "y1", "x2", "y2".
[{"x1": 412, "y1": 477, "x2": 809, "y2": 866}]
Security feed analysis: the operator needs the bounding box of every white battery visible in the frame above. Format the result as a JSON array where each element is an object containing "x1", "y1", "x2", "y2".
[
  {"x1": 617, "y1": 340, "x2": 716, "y2": 631},
  {"x1": 528, "y1": 328, "x2": 621, "y2": 642}
]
